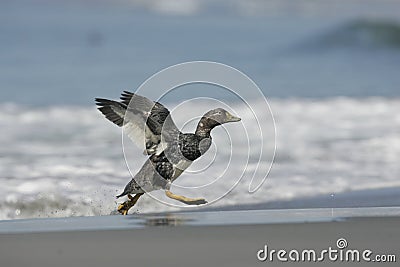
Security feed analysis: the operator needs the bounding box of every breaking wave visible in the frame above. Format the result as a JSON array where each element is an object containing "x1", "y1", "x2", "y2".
[
  {"x1": 307, "y1": 19, "x2": 400, "y2": 50},
  {"x1": 0, "y1": 97, "x2": 400, "y2": 220}
]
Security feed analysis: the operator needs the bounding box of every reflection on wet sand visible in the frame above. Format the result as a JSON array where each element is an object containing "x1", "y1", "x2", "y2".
[{"x1": 141, "y1": 214, "x2": 188, "y2": 227}]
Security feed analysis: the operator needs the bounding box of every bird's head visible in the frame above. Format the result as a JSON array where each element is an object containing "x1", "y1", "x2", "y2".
[
  {"x1": 196, "y1": 108, "x2": 241, "y2": 137},
  {"x1": 203, "y1": 108, "x2": 241, "y2": 125}
]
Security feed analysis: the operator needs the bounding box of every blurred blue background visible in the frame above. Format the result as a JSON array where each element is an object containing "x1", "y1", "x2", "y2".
[{"x1": 1, "y1": 0, "x2": 400, "y2": 105}]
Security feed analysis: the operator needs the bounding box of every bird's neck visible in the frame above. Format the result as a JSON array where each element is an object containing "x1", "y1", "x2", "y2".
[{"x1": 195, "y1": 117, "x2": 214, "y2": 138}]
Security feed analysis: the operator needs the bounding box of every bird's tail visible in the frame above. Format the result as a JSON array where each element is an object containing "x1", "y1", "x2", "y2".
[
  {"x1": 116, "y1": 183, "x2": 131, "y2": 198},
  {"x1": 115, "y1": 179, "x2": 140, "y2": 198},
  {"x1": 115, "y1": 192, "x2": 127, "y2": 199}
]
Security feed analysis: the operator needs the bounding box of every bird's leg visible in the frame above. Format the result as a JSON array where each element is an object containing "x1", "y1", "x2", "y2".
[
  {"x1": 164, "y1": 182, "x2": 207, "y2": 205},
  {"x1": 165, "y1": 190, "x2": 208, "y2": 205},
  {"x1": 117, "y1": 193, "x2": 144, "y2": 215}
]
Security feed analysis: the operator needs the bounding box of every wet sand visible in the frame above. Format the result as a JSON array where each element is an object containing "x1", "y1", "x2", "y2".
[{"x1": 0, "y1": 208, "x2": 399, "y2": 267}]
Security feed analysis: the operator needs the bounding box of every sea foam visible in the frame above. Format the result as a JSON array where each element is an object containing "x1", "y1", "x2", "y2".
[{"x1": 0, "y1": 97, "x2": 399, "y2": 219}]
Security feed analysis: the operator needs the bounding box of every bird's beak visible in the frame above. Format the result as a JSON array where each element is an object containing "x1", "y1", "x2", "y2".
[{"x1": 226, "y1": 112, "x2": 241, "y2": 122}]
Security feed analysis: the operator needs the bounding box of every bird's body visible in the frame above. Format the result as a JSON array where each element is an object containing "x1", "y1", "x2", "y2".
[
  {"x1": 117, "y1": 133, "x2": 211, "y2": 197},
  {"x1": 95, "y1": 91, "x2": 240, "y2": 214}
]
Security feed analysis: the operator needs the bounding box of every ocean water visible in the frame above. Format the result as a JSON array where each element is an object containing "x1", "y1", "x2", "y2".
[
  {"x1": 1, "y1": 0, "x2": 400, "y2": 219},
  {"x1": 1, "y1": 98, "x2": 399, "y2": 219}
]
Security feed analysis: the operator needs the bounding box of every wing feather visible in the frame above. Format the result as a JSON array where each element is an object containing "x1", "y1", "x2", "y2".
[{"x1": 95, "y1": 92, "x2": 179, "y2": 155}]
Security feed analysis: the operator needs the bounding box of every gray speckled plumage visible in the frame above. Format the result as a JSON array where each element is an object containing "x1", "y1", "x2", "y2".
[{"x1": 95, "y1": 92, "x2": 240, "y2": 198}]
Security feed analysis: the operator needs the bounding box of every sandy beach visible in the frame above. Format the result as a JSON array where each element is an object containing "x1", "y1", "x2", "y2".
[{"x1": 1, "y1": 208, "x2": 398, "y2": 267}]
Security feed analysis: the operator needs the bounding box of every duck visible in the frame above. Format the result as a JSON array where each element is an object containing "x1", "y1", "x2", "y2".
[{"x1": 95, "y1": 91, "x2": 241, "y2": 215}]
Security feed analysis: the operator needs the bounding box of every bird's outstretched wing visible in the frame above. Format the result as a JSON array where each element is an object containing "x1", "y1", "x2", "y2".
[{"x1": 95, "y1": 91, "x2": 180, "y2": 155}]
